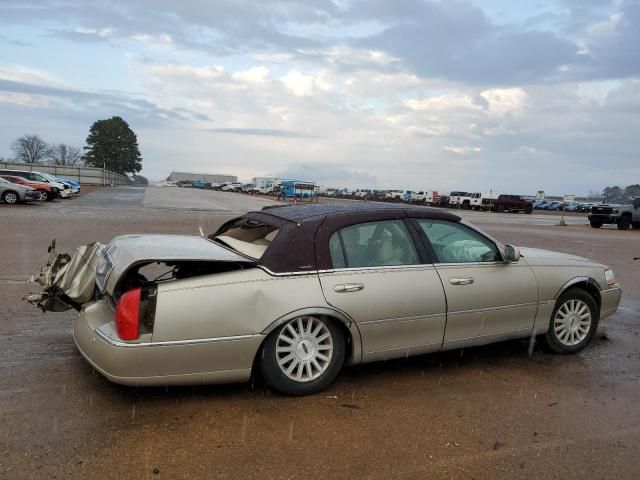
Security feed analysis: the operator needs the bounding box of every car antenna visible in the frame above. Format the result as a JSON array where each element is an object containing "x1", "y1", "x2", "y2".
[{"x1": 198, "y1": 226, "x2": 205, "y2": 237}]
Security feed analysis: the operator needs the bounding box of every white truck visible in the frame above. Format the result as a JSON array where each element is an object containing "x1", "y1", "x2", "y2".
[
  {"x1": 470, "y1": 192, "x2": 499, "y2": 210},
  {"x1": 384, "y1": 190, "x2": 404, "y2": 201},
  {"x1": 354, "y1": 189, "x2": 372, "y2": 198},
  {"x1": 449, "y1": 191, "x2": 473, "y2": 208},
  {"x1": 251, "y1": 177, "x2": 280, "y2": 195},
  {"x1": 407, "y1": 190, "x2": 440, "y2": 205}
]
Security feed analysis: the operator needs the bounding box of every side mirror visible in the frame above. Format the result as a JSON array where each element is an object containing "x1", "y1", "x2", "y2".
[{"x1": 504, "y1": 244, "x2": 521, "y2": 262}]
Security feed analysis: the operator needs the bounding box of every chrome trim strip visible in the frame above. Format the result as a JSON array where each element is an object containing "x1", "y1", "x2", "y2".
[
  {"x1": 94, "y1": 328, "x2": 255, "y2": 348},
  {"x1": 258, "y1": 263, "x2": 438, "y2": 277},
  {"x1": 360, "y1": 312, "x2": 445, "y2": 326},
  {"x1": 602, "y1": 286, "x2": 622, "y2": 294},
  {"x1": 447, "y1": 301, "x2": 539, "y2": 316},
  {"x1": 319, "y1": 264, "x2": 437, "y2": 274}
]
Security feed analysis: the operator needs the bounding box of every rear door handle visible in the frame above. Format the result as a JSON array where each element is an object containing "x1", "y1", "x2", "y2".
[
  {"x1": 334, "y1": 283, "x2": 365, "y2": 293},
  {"x1": 449, "y1": 277, "x2": 474, "y2": 286}
]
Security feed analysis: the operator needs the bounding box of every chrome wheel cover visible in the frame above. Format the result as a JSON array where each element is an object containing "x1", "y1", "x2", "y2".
[
  {"x1": 276, "y1": 316, "x2": 333, "y2": 383},
  {"x1": 38, "y1": 191, "x2": 47, "y2": 201},
  {"x1": 5, "y1": 192, "x2": 18, "y2": 204},
  {"x1": 554, "y1": 299, "x2": 591, "y2": 346}
]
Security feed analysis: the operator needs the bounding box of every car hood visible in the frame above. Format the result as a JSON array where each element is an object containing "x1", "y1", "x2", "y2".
[{"x1": 519, "y1": 247, "x2": 603, "y2": 267}]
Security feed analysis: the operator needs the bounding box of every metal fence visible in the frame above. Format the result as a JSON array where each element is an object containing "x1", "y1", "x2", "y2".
[{"x1": 0, "y1": 161, "x2": 131, "y2": 185}]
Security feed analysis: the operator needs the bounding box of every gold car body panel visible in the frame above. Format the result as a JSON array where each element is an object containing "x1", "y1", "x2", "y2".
[
  {"x1": 152, "y1": 268, "x2": 332, "y2": 341},
  {"x1": 436, "y1": 261, "x2": 539, "y2": 348},
  {"x1": 319, "y1": 265, "x2": 447, "y2": 362}
]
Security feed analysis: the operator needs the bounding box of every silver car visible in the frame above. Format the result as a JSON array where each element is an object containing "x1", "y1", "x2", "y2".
[
  {"x1": 28, "y1": 204, "x2": 622, "y2": 395},
  {"x1": 0, "y1": 177, "x2": 39, "y2": 204}
]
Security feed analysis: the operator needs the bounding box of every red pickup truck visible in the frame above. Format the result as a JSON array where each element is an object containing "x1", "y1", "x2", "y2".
[{"x1": 493, "y1": 194, "x2": 533, "y2": 214}]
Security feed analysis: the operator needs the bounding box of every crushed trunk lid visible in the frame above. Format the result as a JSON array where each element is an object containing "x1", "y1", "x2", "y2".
[
  {"x1": 26, "y1": 240, "x2": 104, "y2": 312},
  {"x1": 26, "y1": 235, "x2": 256, "y2": 312}
]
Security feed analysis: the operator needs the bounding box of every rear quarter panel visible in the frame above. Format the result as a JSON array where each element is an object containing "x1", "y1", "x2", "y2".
[{"x1": 151, "y1": 269, "x2": 330, "y2": 341}]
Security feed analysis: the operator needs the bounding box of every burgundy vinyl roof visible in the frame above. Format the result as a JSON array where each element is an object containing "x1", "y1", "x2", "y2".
[
  {"x1": 259, "y1": 202, "x2": 461, "y2": 223},
  {"x1": 216, "y1": 203, "x2": 462, "y2": 273}
]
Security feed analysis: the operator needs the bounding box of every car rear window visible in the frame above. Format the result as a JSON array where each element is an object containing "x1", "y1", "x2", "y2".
[{"x1": 213, "y1": 218, "x2": 279, "y2": 259}]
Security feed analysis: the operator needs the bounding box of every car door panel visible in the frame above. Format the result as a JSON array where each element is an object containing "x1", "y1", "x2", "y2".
[
  {"x1": 319, "y1": 266, "x2": 447, "y2": 361},
  {"x1": 414, "y1": 219, "x2": 539, "y2": 347},
  {"x1": 435, "y1": 263, "x2": 538, "y2": 347}
]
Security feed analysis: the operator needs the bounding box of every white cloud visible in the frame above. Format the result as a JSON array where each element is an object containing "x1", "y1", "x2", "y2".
[
  {"x1": 231, "y1": 66, "x2": 270, "y2": 84},
  {"x1": 480, "y1": 88, "x2": 527, "y2": 115},
  {"x1": 280, "y1": 70, "x2": 316, "y2": 96},
  {"x1": 131, "y1": 33, "x2": 174, "y2": 47},
  {"x1": 444, "y1": 145, "x2": 482, "y2": 154}
]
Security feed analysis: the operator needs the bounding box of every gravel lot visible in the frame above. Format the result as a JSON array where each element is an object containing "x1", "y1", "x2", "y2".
[{"x1": 1, "y1": 187, "x2": 639, "y2": 480}]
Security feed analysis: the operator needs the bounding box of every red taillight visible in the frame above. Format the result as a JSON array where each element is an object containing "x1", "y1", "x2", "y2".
[{"x1": 115, "y1": 288, "x2": 141, "y2": 340}]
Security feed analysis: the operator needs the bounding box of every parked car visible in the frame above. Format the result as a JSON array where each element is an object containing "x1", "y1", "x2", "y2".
[
  {"x1": 0, "y1": 177, "x2": 39, "y2": 204},
  {"x1": 493, "y1": 195, "x2": 533, "y2": 214},
  {"x1": 589, "y1": 199, "x2": 640, "y2": 230},
  {"x1": 0, "y1": 169, "x2": 72, "y2": 198},
  {"x1": 56, "y1": 177, "x2": 81, "y2": 193},
  {"x1": 0, "y1": 175, "x2": 59, "y2": 201},
  {"x1": 192, "y1": 180, "x2": 211, "y2": 189},
  {"x1": 27, "y1": 203, "x2": 622, "y2": 395},
  {"x1": 384, "y1": 190, "x2": 404, "y2": 201},
  {"x1": 221, "y1": 183, "x2": 243, "y2": 192},
  {"x1": 176, "y1": 180, "x2": 193, "y2": 187}
]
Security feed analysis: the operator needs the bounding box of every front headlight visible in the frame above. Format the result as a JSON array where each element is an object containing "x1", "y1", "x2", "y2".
[
  {"x1": 604, "y1": 268, "x2": 615, "y2": 286},
  {"x1": 95, "y1": 246, "x2": 116, "y2": 292}
]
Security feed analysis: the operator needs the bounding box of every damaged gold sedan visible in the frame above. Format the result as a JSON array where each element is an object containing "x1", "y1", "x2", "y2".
[{"x1": 27, "y1": 204, "x2": 622, "y2": 395}]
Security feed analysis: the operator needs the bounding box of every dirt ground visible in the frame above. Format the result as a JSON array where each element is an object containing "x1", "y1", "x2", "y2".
[{"x1": 1, "y1": 187, "x2": 639, "y2": 480}]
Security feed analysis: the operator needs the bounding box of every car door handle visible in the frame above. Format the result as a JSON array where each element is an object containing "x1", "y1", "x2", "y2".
[
  {"x1": 449, "y1": 277, "x2": 474, "y2": 285},
  {"x1": 334, "y1": 283, "x2": 365, "y2": 293}
]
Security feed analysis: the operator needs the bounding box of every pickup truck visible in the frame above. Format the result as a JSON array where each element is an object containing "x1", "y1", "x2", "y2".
[
  {"x1": 493, "y1": 194, "x2": 533, "y2": 214},
  {"x1": 589, "y1": 199, "x2": 640, "y2": 230}
]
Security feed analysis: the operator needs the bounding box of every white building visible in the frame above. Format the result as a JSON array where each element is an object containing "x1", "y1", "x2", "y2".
[{"x1": 168, "y1": 171, "x2": 237, "y2": 184}]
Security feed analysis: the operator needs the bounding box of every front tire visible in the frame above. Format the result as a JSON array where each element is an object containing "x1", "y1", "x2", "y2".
[
  {"x1": 260, "y1": 316, "x2": 345, "y2": 395},
  {"x1": 590, "y1": 220, "x2": 602, "y2": 228},
  {"x1": 617, "y1": 216, "x2": 631, "y2": 230},
  {"x1": 544, "y1": 288, "x2": 598, "y2": 354},
  {"x1": 37, "y1": 189, "x2": 49, "y2": 201},
  {"x1": 2, "y1": 191, "x2": 19, "y2": 204}
]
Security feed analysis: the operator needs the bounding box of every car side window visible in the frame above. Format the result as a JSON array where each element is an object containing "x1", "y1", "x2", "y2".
[
  {"x1": 417, "y1": 220, "x2": 500, "y2": 263},
  {"x1": 329, "y1": 220, "x2": 419, "y2": 268}
]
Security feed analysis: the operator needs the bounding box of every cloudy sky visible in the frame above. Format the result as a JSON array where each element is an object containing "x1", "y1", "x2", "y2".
[{"x1": 0, "y1": 0, "x2": 638, "y2": 194}]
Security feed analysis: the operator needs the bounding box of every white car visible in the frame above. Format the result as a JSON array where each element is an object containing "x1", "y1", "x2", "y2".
[{"x1": 222, "y1": 183, "x2": 243, "y2": 192}]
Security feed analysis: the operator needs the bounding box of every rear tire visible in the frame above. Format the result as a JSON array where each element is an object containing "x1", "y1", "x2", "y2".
[
  {"x1": 544, "y1": 288, "x2": 598, "y2": 354},
  {"x1": 260, "y1": 316, "x2": 345, "y2": 396},
  {"x1": 524, "y1": 206, "x2": 533, "y2": 214},
  {"x1": 497, "y1": 205, "x2": 505, "y2": 213}
]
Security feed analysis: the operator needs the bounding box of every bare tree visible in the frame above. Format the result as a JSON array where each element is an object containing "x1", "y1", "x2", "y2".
[
  {"x1": 11, "y1": 134, "x2": 48, "y2": 163},
  {"x1": 46, "y1": 143, "x2": 83, "y2": 166}
]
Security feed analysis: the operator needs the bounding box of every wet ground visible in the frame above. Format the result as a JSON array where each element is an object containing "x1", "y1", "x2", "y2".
[{"x1": 1, "y1": 187, "x2": 639, "y2": 479}]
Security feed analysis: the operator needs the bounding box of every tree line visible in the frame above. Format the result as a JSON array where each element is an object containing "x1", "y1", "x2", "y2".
[
  {"x1": 2, "y1": 116, "x2": 142, "y2": 176},
  {"x1": 602, "y1": 185, "x2": 640, "y2": 201}
]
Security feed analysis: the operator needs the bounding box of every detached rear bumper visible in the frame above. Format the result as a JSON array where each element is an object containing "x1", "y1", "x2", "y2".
[
  {"x1": 73, "y1": 299, "x2": 262, "y2": 386},
  {"x1": 600, "y1": 285, "x2": 622, "y2": 319}
]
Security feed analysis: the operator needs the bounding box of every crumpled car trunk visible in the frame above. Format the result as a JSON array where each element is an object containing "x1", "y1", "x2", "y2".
[{"x1": 26, "y1": 240, "x2": 103, "y2": 312}]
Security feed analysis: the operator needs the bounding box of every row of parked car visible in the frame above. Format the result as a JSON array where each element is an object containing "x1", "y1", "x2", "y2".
[{"x1": 0, "y1": 168, "x2": 80, "y2": 205}]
